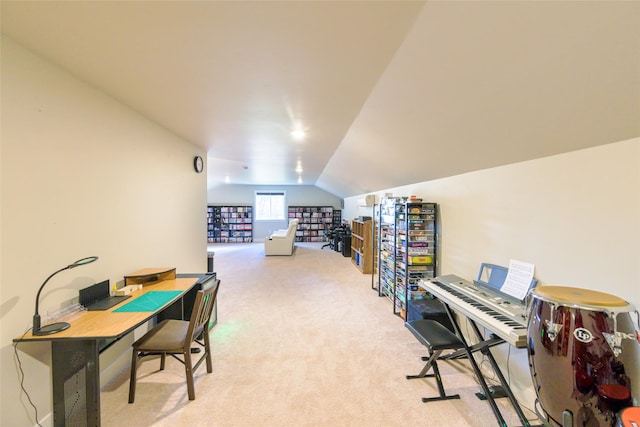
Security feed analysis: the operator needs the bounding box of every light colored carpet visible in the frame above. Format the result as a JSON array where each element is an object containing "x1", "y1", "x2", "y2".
[{"x1": 100, "y1": 242, "x2": 537, "y2": 426}]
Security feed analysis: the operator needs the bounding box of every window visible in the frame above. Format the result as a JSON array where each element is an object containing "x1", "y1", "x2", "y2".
[{"x1": 255, "y1": 191, "x2": 286, "y2": 221}]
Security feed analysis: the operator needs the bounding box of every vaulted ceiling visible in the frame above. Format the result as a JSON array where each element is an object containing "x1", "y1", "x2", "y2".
[{"x1": 2, "y1": 1, "x2": 638, "y2": 198}]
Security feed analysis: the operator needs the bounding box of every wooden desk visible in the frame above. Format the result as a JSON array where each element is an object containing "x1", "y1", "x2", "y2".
[{"x1": 14, "y1": 276, "x2": 199, "y2": 427}]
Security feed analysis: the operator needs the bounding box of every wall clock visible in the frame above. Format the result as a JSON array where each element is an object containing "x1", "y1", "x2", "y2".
[{"x1": 193, "y1": 156, "x2": 204, "y2": 173}]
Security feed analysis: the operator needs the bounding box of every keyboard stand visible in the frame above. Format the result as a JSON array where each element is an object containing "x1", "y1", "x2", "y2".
[
  {"x1": 440, "y1": 334, "x2": 504, "y2": 360},
  {"x1": 441, "y1": 303, "x2": 535, "y2": 427}
]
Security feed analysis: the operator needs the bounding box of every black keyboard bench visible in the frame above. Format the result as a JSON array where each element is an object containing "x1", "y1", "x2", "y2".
[{"x1": 405, "y1": 319, "x2": 465, "y2": 403}]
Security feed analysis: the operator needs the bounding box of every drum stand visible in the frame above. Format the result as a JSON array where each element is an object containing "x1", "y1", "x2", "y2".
[{"x1": 532, "y1": 405, "x2": 593, "y2": 427}]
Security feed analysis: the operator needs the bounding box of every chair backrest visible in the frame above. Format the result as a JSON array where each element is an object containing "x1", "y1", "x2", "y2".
[
  {"x1": 185, "y1": 279, "x2": 220, "y2": 350},
  {"x1": 286, "y1": 220, "x2": 299, "y2": 236}
]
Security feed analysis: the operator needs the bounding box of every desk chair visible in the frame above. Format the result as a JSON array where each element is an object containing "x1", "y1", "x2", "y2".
[
  {"x1": 321, "y1": 227, "x2": 335, "y2": 249},
  {"x1": 128, "y1": 280, "x2": 220, "y2": 403}
]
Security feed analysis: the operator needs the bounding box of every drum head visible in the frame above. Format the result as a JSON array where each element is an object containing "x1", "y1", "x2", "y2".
[{"x1": 532, "y1": 285, "x2": 630, "y2": 307}]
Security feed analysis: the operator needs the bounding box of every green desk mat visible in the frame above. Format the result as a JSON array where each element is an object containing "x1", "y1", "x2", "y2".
[{"x1": 113, "y1": 290, "x2": 182, "y2": 312}]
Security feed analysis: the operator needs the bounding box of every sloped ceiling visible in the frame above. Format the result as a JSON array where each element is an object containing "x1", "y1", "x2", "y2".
[
  {"x1": 2, "y1": 1, "x2": 639, "y2": 198},
  {"x1": 318, "y1": 1, "x2": 640, "y2": 196}
]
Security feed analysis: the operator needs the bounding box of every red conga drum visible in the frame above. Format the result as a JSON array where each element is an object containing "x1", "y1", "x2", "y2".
[{"x1": 528, "y1": 286, "x2": 640, "y2": 426}]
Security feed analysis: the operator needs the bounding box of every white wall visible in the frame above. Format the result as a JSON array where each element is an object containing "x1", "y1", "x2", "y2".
[
  {"x1": 3, "y1": 26, "x2": 637, "y2": 425},
  {"x1": 344, "y1": 138, "x2": 640, "y2": 411},
  {"x1": 208, "y1": 184, "x2": 342, "y2": 240},
  {"x1": 1, "y1": 36, "x2": 207, "y2": 426}
]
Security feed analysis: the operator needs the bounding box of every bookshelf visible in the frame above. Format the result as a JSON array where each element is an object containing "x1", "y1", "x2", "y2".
[
  {"x1": 207, "y1": 205, "x2": 253, "y2": 243},
  {"x1": 350, "y1": 219, "x2": 373, "y2": 273},
  {"x1": 332, "y1": 209, "x2": 342, "y2": 228},
  {"x1": 288, "y1": 206, "x2": 336, "y2": 242}
]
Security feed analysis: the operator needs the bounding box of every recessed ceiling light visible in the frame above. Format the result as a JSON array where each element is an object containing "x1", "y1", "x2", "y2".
[{"x1": 291, "y1": 129, "x2": 306, "y2": 141}]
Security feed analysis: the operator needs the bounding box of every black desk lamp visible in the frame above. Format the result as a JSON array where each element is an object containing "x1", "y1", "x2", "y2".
[{"x1": 32, "y1": 256, "x2": 99, "y2": 336}]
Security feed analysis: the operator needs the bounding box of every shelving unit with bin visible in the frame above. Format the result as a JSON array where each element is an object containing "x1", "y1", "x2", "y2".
[
  {"x1": 350, "y1": 219, "x2": 373, "y2": 273},
  {"x1": 207, "y1": 206, "x2": 253, "y2": 243},
  {"x1": 371, "y1": 205, "x2": 379, "y2": 290},
  {"x1": 288, "y1": 206, "x2": 336, "y2": 242},
  {"x1": 395, "y1": 202, "x2": 437, "y2": 319},
  {"x1": 377, "y1": 197, "x2": 399, "y2": 307}
]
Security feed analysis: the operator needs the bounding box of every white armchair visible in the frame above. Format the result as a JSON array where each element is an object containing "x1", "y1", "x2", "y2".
[{"x1": 264, "y1": 219, "x2": 299, "y2": 256}]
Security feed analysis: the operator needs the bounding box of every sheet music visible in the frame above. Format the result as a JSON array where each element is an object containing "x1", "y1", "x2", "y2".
[{"x1": 500, "y1": 259, "x2": 535, "y2": 301}]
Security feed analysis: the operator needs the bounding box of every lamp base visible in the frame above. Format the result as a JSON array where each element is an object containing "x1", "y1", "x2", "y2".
[{"x1": 33, "y1": 321, "x2": 70, "y2": 336}]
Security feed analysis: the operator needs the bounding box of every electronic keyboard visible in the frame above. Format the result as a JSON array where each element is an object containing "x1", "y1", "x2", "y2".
[{"x1": 420, "y1": 274, "x2": 529, "y2": 348}]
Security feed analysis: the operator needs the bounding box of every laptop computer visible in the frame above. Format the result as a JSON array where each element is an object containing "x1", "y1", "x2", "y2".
[{"x1": 79, "y1": 279, "x2": 130, "y2": 311}]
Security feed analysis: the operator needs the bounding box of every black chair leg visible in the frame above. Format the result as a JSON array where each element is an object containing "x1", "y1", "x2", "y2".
[
  {"x1": 407, "y1": 349, "x2": 441, "y2": 379},
  {"x1": 405, "y1": 320, "x2": 464, "y2": 403},
  {"x1": 422, "y1": 358, "x2": 460, "y2": 402},
  {"x1": 406, "y1": 349, "x2": 461, "y2": 402}
]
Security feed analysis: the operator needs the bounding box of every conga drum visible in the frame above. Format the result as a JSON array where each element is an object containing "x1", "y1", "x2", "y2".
[{"x1": 527, "y1": 286, "x2": 640, "y2": 427}]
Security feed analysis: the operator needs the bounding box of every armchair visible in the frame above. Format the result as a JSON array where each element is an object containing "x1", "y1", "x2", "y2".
[{"x1": 264, "y1": 219, "x2": 299, "y2": 256}]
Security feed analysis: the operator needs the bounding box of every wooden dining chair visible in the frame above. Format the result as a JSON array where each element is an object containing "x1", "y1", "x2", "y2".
[{"x1": 128, "y1": 279, "x2": 220, "y2": 403}]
